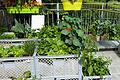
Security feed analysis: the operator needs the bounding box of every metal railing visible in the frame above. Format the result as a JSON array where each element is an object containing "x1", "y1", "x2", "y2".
[{"x1": 42, "y1": 2, "x2": 120, "y2": 26}]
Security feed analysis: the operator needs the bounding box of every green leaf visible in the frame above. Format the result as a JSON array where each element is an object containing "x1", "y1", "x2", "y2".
[
  {"x1": 61, "y1": 30, "x2": 70, "y2": 35},
  {"x1": 12, "y1": 19, "x2": 24, "y2": 33},
  {"x1": 73, "y1": 39, "x2": 80, "y2": 47},
  {"x1": 65, "y1": 39, "x2": 72, "y2": 45},
  {"x1": 25, "y1": 23, "x2": 31, "y2": 33},
  {"x1": 65, "y1": 16, "x2": 70, "y2": 22},
  {"x1": 57, "y1": 39, "x2": 64, "y2": 45},
  {"x1": 88, "y1": 65, "x2": 93, "y2": 76},
  {"x1": 76, "y1": 30, "x2": 84, "y2": 37}
]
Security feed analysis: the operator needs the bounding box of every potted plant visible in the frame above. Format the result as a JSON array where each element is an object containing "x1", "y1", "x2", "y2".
[
  {"x1": 82, "y1": 50, "x2": 111, "y2": 80},
  {"x1": 89, "y1": 20, "x2": 112, "y2": 41},
  {"x1": 61, "y1": 0, "x2": 82, "y2": 10}
]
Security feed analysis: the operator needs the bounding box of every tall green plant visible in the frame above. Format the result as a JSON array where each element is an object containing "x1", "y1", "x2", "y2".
[
  {"x1": 89, "y1": 20, "x2": 112, "y2": 36},
  {"x1": 59, "y1": 16, "x2": 92, "y2": 55}
]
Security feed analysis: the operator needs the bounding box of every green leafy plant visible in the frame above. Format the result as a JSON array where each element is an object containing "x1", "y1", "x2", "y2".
[
  {"x1": 8, "y1": 45, "x2": 25, "y2": 57},
  {"x1": 89, "y1": 20, "x2": 114, "y2": 40},
  {"x1": 82, "y1": 50, "x2": 111, "y2": 77},
  {"x1": 38, "y1": 26, "x2": 61, "y2": 38},
  {"x1": 0, "y1": 32, "x2": 16, "y2": 39},
  {"x1": 23, "y1": 41, "x2": 36, "y2": 56},
  {"x1": 23, "y1": 71, "x2": 31, "y2": 79},
  {"x1": 12, "y1": 19, "x2": 31, "y2": 38},
  {"x1": 16, "y1": 77, "x2": 23, "y2": 80},
  {"x1": 38, "y1": 38, "x2": 79, "y2": 56},
  {"x1": 12, "y1": 19, "x2": 24, "y2": 34},
  {"x1": 109, "y1": 23, "x2": 120, "y2": 40},
  {"x1": 59, "y1": 16, "x2": 90, "y2": 55},
  {"x1": 0, "y1": 45, "x2": 9, "y2": 58},
  {"x1": 37, "y1": 25, "x2": 79, "y2": 55},
  {"x1": 10, "y1": 71, "x2": 31, "y2": 80},
  {"x1": 0, "y1": 45, "x2": 25, "y2": 58}
]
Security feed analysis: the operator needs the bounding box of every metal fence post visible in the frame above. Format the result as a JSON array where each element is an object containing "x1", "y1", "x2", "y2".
[
  {"x1": 31, "y1": 39, "x2": 39, "y2": 79},
  {"x1": 78, "y1": 51, "x2": 82, "y2": 80},
  {"x1": 57, "y1": 2, "x2": 60, "y2": 25},
  {"x1": 32, "y1": 56, "x2": 37, "y2": 78}
]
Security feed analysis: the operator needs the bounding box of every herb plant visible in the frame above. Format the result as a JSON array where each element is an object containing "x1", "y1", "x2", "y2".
[{"x1": 23, "y1": 41, "x2": 36, "y2": 56}]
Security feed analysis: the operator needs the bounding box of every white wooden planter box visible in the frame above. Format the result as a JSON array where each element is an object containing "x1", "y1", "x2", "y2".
[{"x1": 83, "y1": 73, "x2": 111, "y2": 80}]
